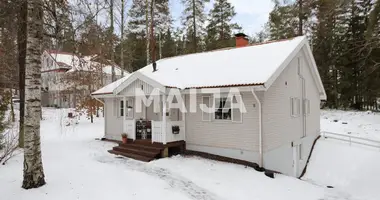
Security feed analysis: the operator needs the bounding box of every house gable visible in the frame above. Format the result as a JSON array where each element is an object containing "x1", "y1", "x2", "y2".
[
  {"x1": 263, "y1": 38, "x2": 327, "y2": 100},
  {"x1": 114, "y1": 72, "x2": 166, "y2": 95}
]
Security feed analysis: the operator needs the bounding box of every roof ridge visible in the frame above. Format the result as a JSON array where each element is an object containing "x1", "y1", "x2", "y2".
[{"x1": 155, "y1": 36, "x2": 305, "y2": 63}]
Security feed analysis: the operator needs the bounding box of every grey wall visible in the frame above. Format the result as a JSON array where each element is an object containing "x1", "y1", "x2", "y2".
[
  {"x1": 185, "y1": 92, "x2": 262, "y2": 163},
  {"x1": 262, "y1": 47, "x2": 321, "y2": 176}
]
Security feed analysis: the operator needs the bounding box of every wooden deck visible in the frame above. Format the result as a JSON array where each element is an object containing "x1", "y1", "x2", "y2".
[{"x1": 108, "y1": 140, "x2": 185, "y2": 162}]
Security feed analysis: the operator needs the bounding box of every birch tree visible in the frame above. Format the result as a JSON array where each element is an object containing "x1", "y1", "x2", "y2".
[
  {"x1": 109, "y1": 0, "x2": 116, "y2": 82},
  {"x1": 22, "y1": 0, "x2": 46, "y2": 189}
]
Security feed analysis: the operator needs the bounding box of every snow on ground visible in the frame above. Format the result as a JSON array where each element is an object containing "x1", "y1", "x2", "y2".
[
  {"x1": 321, "y1": 109, "x2": 380, "y2": 140},
  {"x1": 303, "y1": 139, "x2": 380, "y2": 200},
  {"x1": 0, "y1": 108, "x2": 346, "y2": 200},
  {"x1": 304, "y1": 109, "x2": 380, "y2": 200}
]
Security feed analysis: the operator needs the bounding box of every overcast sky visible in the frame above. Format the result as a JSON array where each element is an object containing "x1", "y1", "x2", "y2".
[
  {"x1": 95, "y1": 0, "x2": 274, "y2": 36},
  {"x1": 170, "y1": 0, "x2": 275, "y2": 35}
]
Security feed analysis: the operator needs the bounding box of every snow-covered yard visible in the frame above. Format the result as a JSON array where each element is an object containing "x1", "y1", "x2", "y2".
[
  {"x1": 321, "y1": 109, "x2": 380, "y2": 140},
  {"x1": 302, "y1": 110, "x2": 380, "y2": 200},
  {"x1": 0, "y1": 108, "x2": 379, "y2": 200}
]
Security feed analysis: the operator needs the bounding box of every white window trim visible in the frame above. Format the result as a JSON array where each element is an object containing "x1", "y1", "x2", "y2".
[
  {"x1": 291, "y1": 97, "x2": 301, "y2": 118},
  {"x1": 214, "y1": 96, "x2": 232, "y2": 121},
  {"x1": 303, "y1": 99, "x2": 310, "y2": 116},
  {"x1": 126, "y1": 98, "x2": 134, "y2": 119},
  {"x1": 202, "y1": 96, "x2": 212, "y2": 122},
  {"x1": 232, "y1": 95, "x2": 243, "y2": 123},
  {"x1": 118, "y1": 100, "x2": 124, "y2": 118}
]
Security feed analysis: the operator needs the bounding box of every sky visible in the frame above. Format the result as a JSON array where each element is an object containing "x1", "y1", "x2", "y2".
[
  {"x1": 169, "y1": 0, "x2": 275, "y2": 35},
  {"x1": 92, "y1": 0, "x2": 275, "y2": 36}
]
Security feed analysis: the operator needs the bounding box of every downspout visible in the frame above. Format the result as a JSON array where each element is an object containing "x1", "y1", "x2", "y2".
[{"x1": 251, "y1": 87, "x2": 263, "y2": 167}]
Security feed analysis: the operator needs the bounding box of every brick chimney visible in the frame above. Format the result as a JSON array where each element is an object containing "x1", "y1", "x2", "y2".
[{"x1": 235, "y1": 33, "x2": 249, "y2": 48}]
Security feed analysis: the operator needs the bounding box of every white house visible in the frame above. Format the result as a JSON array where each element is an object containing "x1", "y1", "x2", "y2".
[
  {"x1": 92, "y1": 34, "x2": 326, "y2": 177},
  {"x1": 41, "y1": 50, "x2": 126, "y2": 108}
]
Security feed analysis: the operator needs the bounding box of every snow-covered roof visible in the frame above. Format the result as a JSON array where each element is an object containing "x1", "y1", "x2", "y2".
[
  {"x1": 137, "y1": 36, "x2": 306, "y2": 89},
  {"x1": 46, "y1": 50, "x2": 125, "y2": 76},
  {"x1": 92, "y1": 36, "x2": 326, "y2": 99},
  {"x1": 48, "y1": 51, "x2": 81, "y2": 69}
]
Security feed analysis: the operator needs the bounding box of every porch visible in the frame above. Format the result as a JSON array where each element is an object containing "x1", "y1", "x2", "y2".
[{"x1": 108, "y1": 93, "x2": 186, "y2": 161}]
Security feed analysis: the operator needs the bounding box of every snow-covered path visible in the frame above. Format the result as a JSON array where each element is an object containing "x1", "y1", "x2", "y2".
[{"x1": 0, "y1": 108, "x2": 366, "y2": 200}]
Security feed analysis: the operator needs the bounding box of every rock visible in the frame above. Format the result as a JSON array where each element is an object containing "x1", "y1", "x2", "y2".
[
  {"x1": 333, "y1": 119, "x2": 339, "y2": 122},
  {"x1": 264, "y1": 170, "x2": 275, "y2": 179},
  {"x1": 327, "y1": 186, "x2": 334, "y2": 188},
  {"x1": 342, "y1": 122, "x2": 348, "y2": 124},
  {"x1": 253, "y1": 166, "x2": 265, "y2": 172}
]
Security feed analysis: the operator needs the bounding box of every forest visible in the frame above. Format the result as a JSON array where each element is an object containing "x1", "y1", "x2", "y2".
[
  {"x1": 0, "y1": 0, "x2": 380, "y2": 110},
  {"x1": 0, "y1": 0, "x2": 379, "y2": 191}
]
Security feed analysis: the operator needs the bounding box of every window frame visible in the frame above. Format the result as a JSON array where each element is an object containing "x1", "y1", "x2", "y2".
[
  {"x1": 291, "y1": 97, "x2": 301, "y2": 117},
  {"x1": 231, "y1": 95, "x2": 243, "y2": 123},
  {"x1": 214, "y1": 96, "x2": 232, "y2": 121},
  {"x1": 119, "y1": 100, "x2": 124, "y2": 117},
  {"x1": 201, "y1": 96, "x2": 212, "y2": 122},
  {"x1": 126, "y1": 98, "x2": 134, "y2": 119}
]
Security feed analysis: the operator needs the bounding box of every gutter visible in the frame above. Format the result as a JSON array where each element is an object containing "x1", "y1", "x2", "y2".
[{"x1": 251, "y1": 87, "x2": 263, "y2": 167}]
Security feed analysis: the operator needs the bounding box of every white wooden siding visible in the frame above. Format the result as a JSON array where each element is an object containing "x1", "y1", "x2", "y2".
[
  {"x1": 262, "y1": 47, "x2": 320, "y2": 152},
  {"x1": 104, "y1": 98, "x2": 123, "y2": 140},
  {"x1": 119, "y1": 79, "x2": 155, "y2": 96},
  {"x1": 185, "y1": 92, "x2": 261, "y2": 152}
]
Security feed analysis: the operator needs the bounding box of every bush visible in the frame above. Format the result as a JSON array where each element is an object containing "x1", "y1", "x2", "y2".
[{"x1": 0, "y1": 90, "x2": 12, "y2": 150}]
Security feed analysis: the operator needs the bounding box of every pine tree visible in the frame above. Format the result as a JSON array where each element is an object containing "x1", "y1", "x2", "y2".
[
  {"x1": 162, "y1": 28, "x2": 176, "y2": 58},
  {"x1": 181, "y1": 0, "x2": 210, "y2": 53},
  {"x1": 127, "y1": 0, "x2": 172, "y2": 69},
  {"x1": 268, "y1": 2, "x2": 298, "y2": 40},
  {"x1": 205, "y1": 0, "x2": 241, "y2": 50}
]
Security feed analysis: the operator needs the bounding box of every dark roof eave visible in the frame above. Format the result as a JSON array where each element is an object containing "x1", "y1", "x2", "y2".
[
  {"x1": 92, "y1": 92, "x2": 113, "y2": 96},
  {"x1": 166, "y1": 83, "x2": 265, "y2": 90}
]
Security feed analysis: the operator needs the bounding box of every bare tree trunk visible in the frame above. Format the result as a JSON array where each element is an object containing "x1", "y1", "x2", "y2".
[
  {"x1": 192, "y1": 0, "x2": 197, "y2": 53},
  {"x1": 22, "y1": 0, "x2": 46, "y2": 189},
  {"x1": 298, "y1": 0, "x2": 303, "y2": 36},
  {"x1": 110, "y1": 0, "x2": 116, "y2": 81},
  {"x1": 150, "y1": 0, "x2": 156, "y2": 64},
  {"x1": 121, "y1": 0, "x2": 125, "y2": 76},
  {"x1": 159, "y1": 32, "x2": 162, "y2": 59},
  {"x1": 17, "y1": 0, "x2": 27, "y2": 148},
  {"x1": 9, "y1": 89, "x2": 15, "y2": 122},
  {"x1": 146, "y1": 0, "x2": 150, "y2": 65}
]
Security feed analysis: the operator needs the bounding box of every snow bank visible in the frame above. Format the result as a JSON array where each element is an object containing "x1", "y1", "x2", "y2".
[
  {"x1": 151, "y1": 156, "x2": 341, "y2": 200},
  {"x1": 321, "y1": 110, "x2": 380, "y2": 140},
  {"x1": 1, "y1": 108, "x2": 348, "y2": 200},
  {"x1": 303, "y1": 139, "x2": 380, "y2": 200}
]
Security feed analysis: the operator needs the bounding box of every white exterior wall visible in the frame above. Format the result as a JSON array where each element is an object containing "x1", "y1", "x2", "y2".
[
  {"x1": 262, "y1": 48, "x2": 321, "y2": 176},
  {"x1": 185, "y1": 92, "x2": 262, "y2": 163},
  {"x1": 119, "y1": 79, "x2": 156, "y2": 96},
  {"x1": 104, "y1": 98, "x2": 123, "y2": 140}
]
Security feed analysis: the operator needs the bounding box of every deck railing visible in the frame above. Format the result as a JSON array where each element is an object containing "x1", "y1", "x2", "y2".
[
  {"x1": 152, "y1": 121, "x2": 163, "y2": 143},
  {"x1": 125, "y1": 119, "x2": 136, "y2": 140},
  {"x1": 151, "y1": 121, "x2": 185, "y2": 144},
  {"x1": 321, "y1": 131, "x2": 380, "y2": 150}
]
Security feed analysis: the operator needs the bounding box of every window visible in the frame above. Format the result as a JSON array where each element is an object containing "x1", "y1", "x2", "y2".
[
  {"x1": 126, "y1": 98, "x2": 134, "y2": 118},
  {"x1": 119, "y1": 100, "x2": 124, "y2": 117},
  {"x1": 214, "y1": 97, "x2": 231, "y2": 120},
  {"x1": 202, "y1": 96, "x2": 212, "y2": 121},
  {"x1": 291, "y1": 97, "x2": 300, "y2": 117},
  {"x1": 231, "y1": 95, "x2": 242, "y2": 123},
  {"x1": 303, "y1": 99, "x2": 310, "y2": 115}
]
